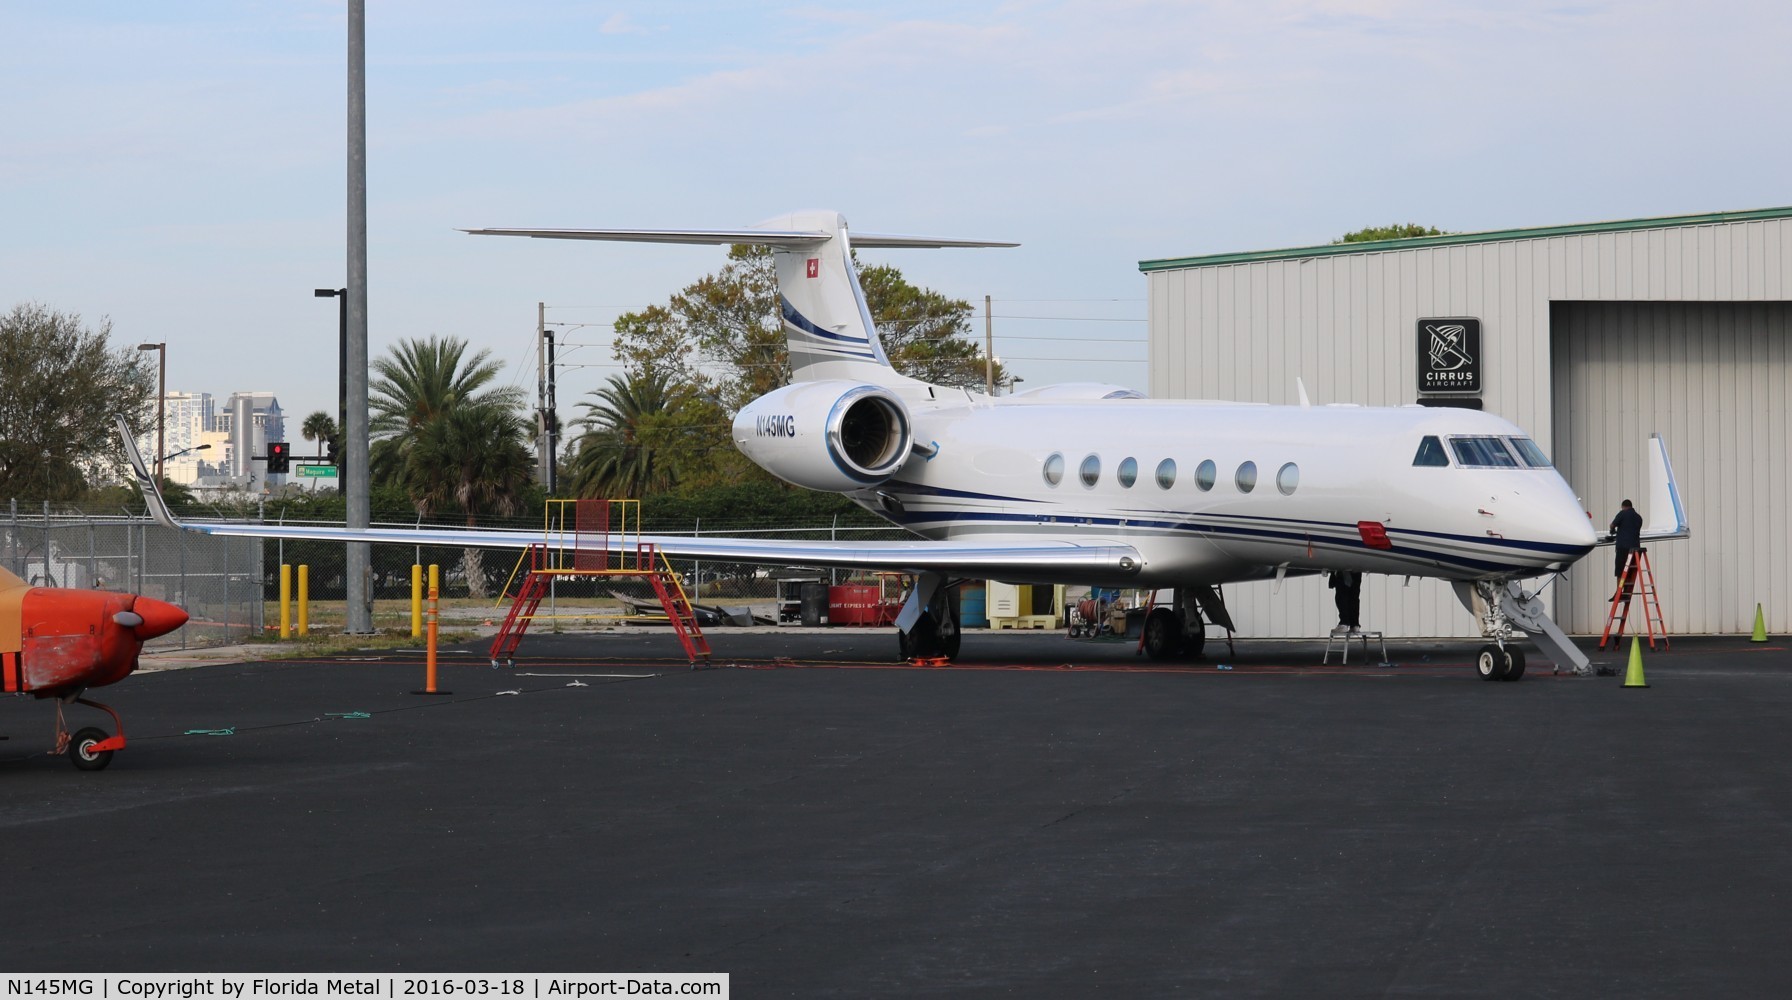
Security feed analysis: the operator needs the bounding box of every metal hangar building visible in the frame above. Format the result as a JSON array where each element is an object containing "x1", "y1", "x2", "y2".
[{"x1": 1140, "y1": 206, "x2": 1792, "y2": 639}]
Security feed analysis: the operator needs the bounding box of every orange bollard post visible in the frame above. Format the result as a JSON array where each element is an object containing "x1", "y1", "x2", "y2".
[{"x1": 411, "y1": 581, "x2": 452, "y2": 696}]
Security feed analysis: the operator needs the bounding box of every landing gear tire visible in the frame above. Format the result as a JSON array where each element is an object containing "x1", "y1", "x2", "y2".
[
  {"x1": 1501, "y1": 647, "x2": 1526, "y2": 682},
  {"x1": 1476, "y1": 644, "x2": 1508, "y2": 682},
  {"x1": 1142, "y1": 609, "x2": 1183, "y2": 661},
  {"x1": 1185, "y1": 622, "x2": 1207, "y2": 660},
  {"x1": 899, "y1": 610, "x2": 961, "y2": 661},
  {"x1": 69, "y1": 727, "x2": 114, "y2": 772}
]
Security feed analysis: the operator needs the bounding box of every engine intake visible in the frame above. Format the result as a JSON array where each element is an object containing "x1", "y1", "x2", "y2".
[{"x1": 733, "y1": 381, "x2": 915, "y2": 492}]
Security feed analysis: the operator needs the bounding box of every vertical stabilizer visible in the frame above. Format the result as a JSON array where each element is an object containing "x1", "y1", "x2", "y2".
[{"x1": 757, "y1": 211, "x2": 894, "y2": 382}]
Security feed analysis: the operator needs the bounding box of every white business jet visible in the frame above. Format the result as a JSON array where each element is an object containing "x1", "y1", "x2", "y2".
[{"x1": 120, "y1": 210, "x2": 1686, "y2": 679}]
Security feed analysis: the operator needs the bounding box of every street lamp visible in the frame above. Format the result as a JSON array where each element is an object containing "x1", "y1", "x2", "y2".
[
  {"x1": 160, "y1": 443, "x2": 212, "y2": 465},
  {"x1": 314, "y1": 288, "x2": 347, "y2": 494},
  {"x1": 137, "y1": 342, "x2": 166, "y2": 482}
]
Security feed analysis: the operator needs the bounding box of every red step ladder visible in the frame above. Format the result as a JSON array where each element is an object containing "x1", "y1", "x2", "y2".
[
  {"x1": 489, "y1": 540, "x2": 711, "y2": 666},
  {"x1": 1598, "y1": 548, "x2": 1668, "y2": 651},
  {"x1": 489, "y1": 558, "x2": 551, "y2": 665}
]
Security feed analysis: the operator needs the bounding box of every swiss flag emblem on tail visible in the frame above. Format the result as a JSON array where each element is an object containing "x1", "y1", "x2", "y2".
[{"x1": 806, "y1": 258, "x2": 819, "y2": 278}]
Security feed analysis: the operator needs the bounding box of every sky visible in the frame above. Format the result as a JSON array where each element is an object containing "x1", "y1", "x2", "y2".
[{"x1": 5, "y1": 0, "x2": 1791, "y2": 435}]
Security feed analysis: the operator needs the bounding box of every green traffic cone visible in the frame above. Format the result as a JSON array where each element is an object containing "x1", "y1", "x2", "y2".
[
  {"x1": 1752, "y1": 603, "x2": 1768, "y2": 643},
  {"x1": 1623, "y1": 635, "x2": 1649, "y2": 688}
]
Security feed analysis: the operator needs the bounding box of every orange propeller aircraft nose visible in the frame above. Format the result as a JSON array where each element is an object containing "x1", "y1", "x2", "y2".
[
  {"x1": 2, "y1": 565, "x2": 187, "y2": 770},
  {"x1": 125, "y1": 595, "x2": 190, "y2": 643}
]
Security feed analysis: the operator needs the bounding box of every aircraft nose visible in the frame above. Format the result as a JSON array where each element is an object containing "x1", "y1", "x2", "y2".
[{"x1": 130, "y1": 596, "x2": 189, "y2": 641}]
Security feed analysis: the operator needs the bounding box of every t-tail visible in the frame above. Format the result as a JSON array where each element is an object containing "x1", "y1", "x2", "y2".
[{"x1": 463, "y1": 211, "x2": 1015, "y2": 386}]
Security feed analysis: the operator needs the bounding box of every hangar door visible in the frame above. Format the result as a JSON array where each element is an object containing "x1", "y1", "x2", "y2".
[{"x1": 1551, "y1": 301, "x2": 1792, "y2": 634}]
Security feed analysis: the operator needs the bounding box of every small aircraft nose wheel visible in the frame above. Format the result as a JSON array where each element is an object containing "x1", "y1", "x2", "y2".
[
  {"x1": 69, "y1": 727, "x2": 115, "y2": 771},
  {"x1": 1476, "y1": 643, "x2": 1507, "y2": 681},
  {"x1": 1475, "y1": 643, "x2": 1527, "y2": 682}
]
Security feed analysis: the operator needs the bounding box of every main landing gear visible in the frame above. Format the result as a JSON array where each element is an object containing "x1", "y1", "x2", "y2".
[
  {"x1": 1139, "y1": 586, "x2": 1231, "y2": 662},
  {"x1": 894, "y1": 572, "x2": 961, "y2": 662}
]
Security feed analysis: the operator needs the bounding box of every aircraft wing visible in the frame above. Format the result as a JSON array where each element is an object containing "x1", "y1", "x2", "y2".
[{"x1": 115, "y1": 418, "x2": 1139, "y2": 580}]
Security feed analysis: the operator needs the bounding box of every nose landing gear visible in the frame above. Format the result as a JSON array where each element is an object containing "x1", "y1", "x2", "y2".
[{"x1": 53, "y1": 695, "x2": 126, "y2": 771}]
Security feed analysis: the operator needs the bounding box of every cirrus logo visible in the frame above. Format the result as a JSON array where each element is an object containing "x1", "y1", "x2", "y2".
[{"x1": 755, "y1": 414, "x2": 796, "y2": 437}]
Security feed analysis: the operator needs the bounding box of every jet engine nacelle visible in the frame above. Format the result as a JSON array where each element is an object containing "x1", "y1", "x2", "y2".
[{"x1": 733, "y1": 380, "x2": 914, "y2": 492}]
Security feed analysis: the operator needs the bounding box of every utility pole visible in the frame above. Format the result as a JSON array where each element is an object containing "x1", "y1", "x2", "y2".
[
  {"x1": 984, "y1": 295, "x2": 994, "y2": 396},
  {"x1": 343, "y1": 0, "x2": 372, "y2": 633},
  {"x1": 545, "y1": 325, "x2": 558, "y2": 494},
  {"x1": 536, "y1": 301, "x2": 548, "y2": 486}
]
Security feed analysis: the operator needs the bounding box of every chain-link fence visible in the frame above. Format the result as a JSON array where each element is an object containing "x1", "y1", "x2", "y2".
[{"x1": 3, "y1": 500, "x2": 264, "y2": 650}]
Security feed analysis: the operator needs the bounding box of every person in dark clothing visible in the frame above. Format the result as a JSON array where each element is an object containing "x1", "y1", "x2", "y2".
[
  {"x1": 1610, "y1": 499, "x2": 1644, "y2": 587},
  {"x1": 1329, "y1": 570, "x2": 1362, "y2": 634}
]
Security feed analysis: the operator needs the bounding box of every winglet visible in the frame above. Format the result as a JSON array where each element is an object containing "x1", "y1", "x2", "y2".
[
  {"x1": 115, "y1": 415, "x2": 183, "y2": 531},
  {"x1": 1641, "y1": 432, "x2": 1689, "y2": 540}
]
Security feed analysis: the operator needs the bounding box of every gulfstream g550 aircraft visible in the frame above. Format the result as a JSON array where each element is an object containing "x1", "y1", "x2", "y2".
[{"x1": 122, "y1": 211, "x2": 1686, "y2": 679}]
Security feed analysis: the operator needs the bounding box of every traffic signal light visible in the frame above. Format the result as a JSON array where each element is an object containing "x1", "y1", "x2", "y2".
[{"x1": 267, "y1": 441, "x2": 291, "y2": 474}]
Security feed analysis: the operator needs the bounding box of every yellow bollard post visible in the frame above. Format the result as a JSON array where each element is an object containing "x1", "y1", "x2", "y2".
[
  {"x1": 411, "y1": 564, "x2": 423, "y2": 638},
  {"x1": 298, "y1": 564, "x2": 310, "y2": 636},
  {"x1": 279, "y1": 563, "x2": 292, "y2": 639}
]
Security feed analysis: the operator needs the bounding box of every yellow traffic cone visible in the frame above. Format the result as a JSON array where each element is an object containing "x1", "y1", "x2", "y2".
[
  {"x1": 1623, "y1": 635, "x2": 1649, "y2": 688},
  {"x1": 1752, "y1": 603, "x2": 1768, "y2": 643}
]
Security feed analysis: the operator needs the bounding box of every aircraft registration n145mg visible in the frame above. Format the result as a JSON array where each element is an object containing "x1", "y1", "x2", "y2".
[{"x1": 123, "y1": 210, "x2": 1687, "y2": 679}]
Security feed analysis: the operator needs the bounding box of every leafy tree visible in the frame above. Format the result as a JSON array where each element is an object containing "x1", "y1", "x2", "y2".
[
  {"x1": 1335, "y1": 224, "x2": 1450, "y2": 244},
  {"x1": 0, "y1": 303, "x2": 155, "y2": 501},
  {"x1": 858, "y1": 262, "x2": 990, "y2": 388}
]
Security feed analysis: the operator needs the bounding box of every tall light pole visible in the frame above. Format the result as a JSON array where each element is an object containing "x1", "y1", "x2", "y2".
[
  {"x1": 314, "y1": 287, "x2": 348, "y2": 496},
  {"x1": 343, "y1": 0, "x2": 372, "y2": 633},
  {"x1": 137, "y1": 342, "x2": 166, "y2": 482}
]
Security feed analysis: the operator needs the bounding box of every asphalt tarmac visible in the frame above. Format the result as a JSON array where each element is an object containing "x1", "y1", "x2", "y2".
[{"x1": 4, "y1": 627, "x2": 1791, "y2": 997}]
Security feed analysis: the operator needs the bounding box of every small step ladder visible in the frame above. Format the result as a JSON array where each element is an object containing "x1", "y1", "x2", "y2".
[{"x1": 1598, "y1": 548, "x2": 1669, "y2": 651}]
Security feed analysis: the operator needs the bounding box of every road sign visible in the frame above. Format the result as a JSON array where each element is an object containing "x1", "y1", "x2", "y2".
[{"x1": 296, "y1": 464, "x2": 338, "y2": 478}]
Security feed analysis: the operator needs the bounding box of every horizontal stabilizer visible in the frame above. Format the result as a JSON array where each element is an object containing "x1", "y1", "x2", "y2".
[{"x1": 462, "y1": 226, "x2": 1017, "y2": 249}]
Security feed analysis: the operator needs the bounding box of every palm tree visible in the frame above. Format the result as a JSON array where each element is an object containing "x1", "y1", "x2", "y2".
[
  {"x1": 300, "y1": 411, "x2": 337, "y2": 460},
  {"x1": 368, "y1": 335, "x2": 533, "y2": 596},
  {"x1": 566, "y1": 372, "x2": 684, "y2": 499},
  {"x1": 370, "y1": 335, "x2": 525, "y2": 476},
  {"x1": 402, "y1": 402, "x2": 533, "y2": 597}
]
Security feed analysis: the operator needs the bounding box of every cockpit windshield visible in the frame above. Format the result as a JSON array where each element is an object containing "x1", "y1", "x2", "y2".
[
  {"x1": 1448, "y1": 436, "x2": 1519, "y2": 468},
  {"x1": 1507, "y1": 437, "x2": 1552, "y2": 468},
  {"x1": 1413, "y1": 436, "x2": 1450, "y2": 467}
]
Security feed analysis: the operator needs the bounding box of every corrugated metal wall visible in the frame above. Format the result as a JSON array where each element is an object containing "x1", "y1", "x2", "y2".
[
  {"x1": 1552, "y1": 302, "x2": 1792, "y2": 634},
  {"x1": 1147, "y1": 217, "x2": 1792, "y2": 637}
]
